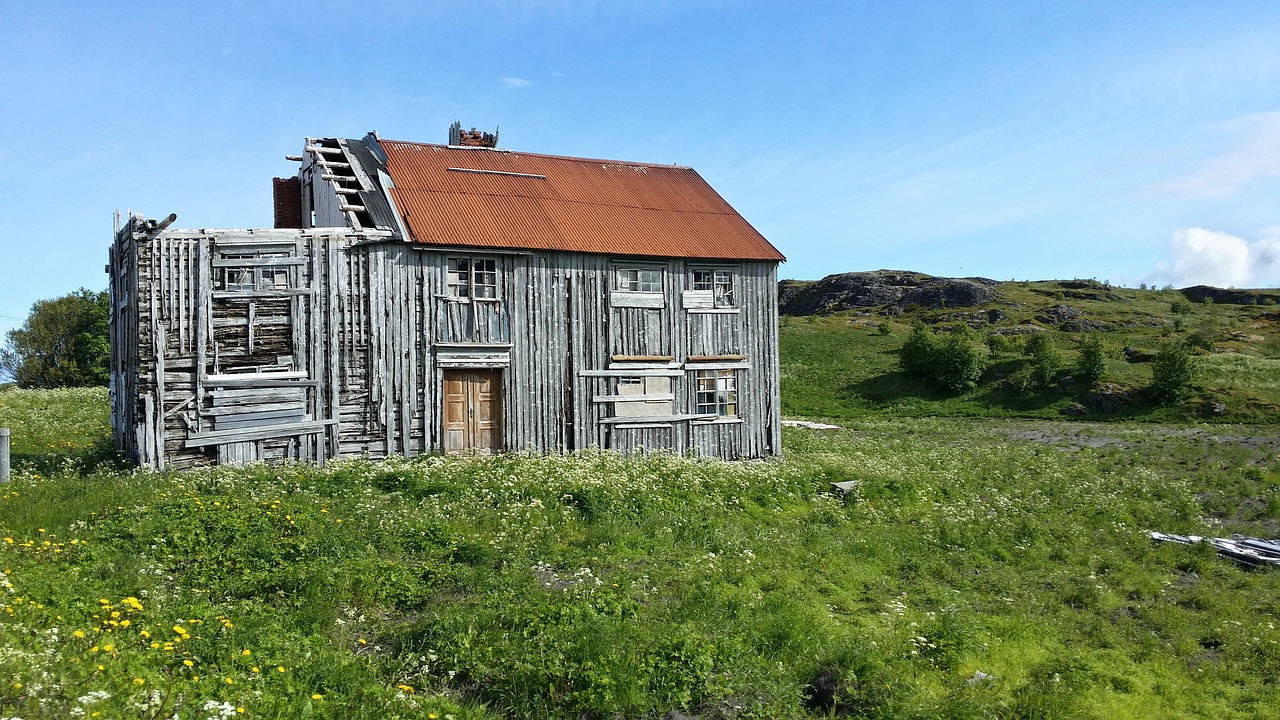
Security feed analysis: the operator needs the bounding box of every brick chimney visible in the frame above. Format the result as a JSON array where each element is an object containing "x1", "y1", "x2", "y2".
[
  {"x1": 449, "y1": 120, "x2": 499, "y2": 148},
  {"x1": 272, "y1": 176, "x2": 303, "y2": 228}
]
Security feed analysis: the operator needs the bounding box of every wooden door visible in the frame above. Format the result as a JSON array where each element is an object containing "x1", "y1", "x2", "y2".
[{"x1": 442, "y1": 369, "x2": 504, "y2": 453}]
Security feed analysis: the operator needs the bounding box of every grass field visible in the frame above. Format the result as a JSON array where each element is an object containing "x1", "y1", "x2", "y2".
[
  {"x1": 779, "y1": 281, "x2": 1280, "y2": 423},
  {"x1": 2, "y1": 388, "x2": 1279, "y2": 718}
]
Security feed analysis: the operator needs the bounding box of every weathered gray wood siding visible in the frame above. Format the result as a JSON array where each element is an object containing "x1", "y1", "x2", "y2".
[
  {"x1": 112, "y1": 220, "x2": 781, "y2": 467},
  {"x1": 342, "y1": 247, "x2": 781, "y2": 459}
]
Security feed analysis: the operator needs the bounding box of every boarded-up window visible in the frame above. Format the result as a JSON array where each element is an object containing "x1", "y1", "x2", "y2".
[{"x1": 613, "y1": 376, "x2": 673, "y2": 418}]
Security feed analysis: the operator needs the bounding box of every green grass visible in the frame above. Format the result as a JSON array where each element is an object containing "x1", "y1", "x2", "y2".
[
  {"x1": 2, "y1": 389, "x2": 1280, "y2": 718},
  {"x1": 779, "y1": 282, "x2": 1280, "y2": 423}
]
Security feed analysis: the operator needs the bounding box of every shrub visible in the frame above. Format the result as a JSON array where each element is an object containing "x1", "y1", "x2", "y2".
[
  {"x1": 1150, "y1": 340, "x2": 1196, "y2": 403},
  {"x1": 1023, "y1": 333, "x2": 1063, "y2": 391},
  {"x1": 1170, "y1": 300, "x2": 1191, "y2": 315},
  {"x1": 876, "y1": 321, "x2": 892, "y2": 336},
  {"x1": 900, "y1": 324, "x2": 986, "y2": 393},
  {"x1": 899, "y1": 322, "x2": 938, "y2": 379},
  {"x1": 985, "y1": 333, "x2": 1014, "y2": 356},
  {"x1": 933, "y1": 327, "x2": 986, "y2": 392},
  {"x1": 1185, "y1": 330, "x2": 1215, "y2": 353},
  {"x1": 1074, "y1": 335, "x2": 1107, "y2": 390}
]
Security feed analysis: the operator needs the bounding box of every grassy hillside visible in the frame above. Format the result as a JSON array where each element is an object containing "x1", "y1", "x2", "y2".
[
  {"x1": 2, "y1": 388, "x2": 1280, "y2": 718},
  {"x1": 781, "y1": 280, "x2": 1280, "y2": 423}
]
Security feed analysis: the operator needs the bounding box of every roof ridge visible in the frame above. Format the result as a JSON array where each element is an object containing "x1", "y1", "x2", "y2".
[{"x1": 377, "y1": 139, "x2": 694, "y2": 171}]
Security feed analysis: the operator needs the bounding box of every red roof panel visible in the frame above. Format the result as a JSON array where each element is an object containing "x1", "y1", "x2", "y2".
[{"x1": 378, "y1": 140, "x2": 785, "y2": 261}]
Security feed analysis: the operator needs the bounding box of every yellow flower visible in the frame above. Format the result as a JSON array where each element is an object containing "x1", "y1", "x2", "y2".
[
  {"x1": 11, "y1": 682, "x2": 21, "y2": 690},
  {"x1": 397, "y1": 684, "x2": 414, "y2": 693},
  {"x1": 133, "y1": 677, "x2": 145, "y2": 686},
  {"x1": 311, "y1": 693, "x2": 323, "y2": 700},
  {"x1": 74, "y1": 630, "x2": 85, "y2": 639},
  {"x1": 101, "y1": 643, "x2": 115, "y2": 652},
  {"x1": 357, "y1": 638, "x2": 367, "y2": 645},
  {"x1": 236, "y1": 708, "x2": 245, "y2": 714},
  {"x1": 277, "y1": 666, "x2": 286, "y2": 673},
  {"x1": 183, "y1": 659, "x2": 194, "y2": 667},
  {"x1": 241, "y1": 649, "x2": 251, "y2": 656},
  {"x1": 139, "y1": 630, "x2": 150, "y2": 639},
  {"x1": 225, "y1": 677, "x2": 234, "y2": 684},
  {"x1": 251, "y1": 666, "x2": 260, "y2": 673}
]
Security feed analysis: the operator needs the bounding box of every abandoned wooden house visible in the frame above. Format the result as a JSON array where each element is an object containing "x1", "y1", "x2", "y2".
[{"x1": 108, "y1": 126, "x2": 786, "y2": 469}]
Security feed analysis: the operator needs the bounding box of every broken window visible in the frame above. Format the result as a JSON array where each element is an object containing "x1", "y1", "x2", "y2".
[
  {"x1": 617, "y1": 267, "x2": 662, "y2": 293},
  {"x1": 692, "y1": 269, "x2": 735, "y2": 307},
  {"x1": 447, "y1": 257, "x2": 498, "y2": 299},
  {"x1": 694, "y1": 369, "x2": 738, "y2": 418}
]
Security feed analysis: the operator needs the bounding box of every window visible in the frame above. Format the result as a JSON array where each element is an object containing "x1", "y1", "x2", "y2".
[
  {"x1": 224, "y1": 267, "x2": 257, "y2": 292},
  {"x1": 613, "y1": 375, "x2": 673, "y2": 418},
  {"x1": 692, "y1": 269, "x2": 735, "y2": 307},
  {"x1": 220, "y1": 253, "x2": 292, "y2": 292},
  {"x1": 695, "y1": 369, "x2": 738, "y2": 417},
  {"x1": 618, "y1": 267, "x2": 662, "y2": 293},
  {"x1": 447, "y1": 258, "x2": 498, "y2": 299}
]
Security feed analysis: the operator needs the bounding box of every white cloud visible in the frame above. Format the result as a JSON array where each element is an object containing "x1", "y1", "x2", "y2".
[
  {"x1": 500, "y1": 76, "x2": 532, "y2": 88},
  {"x1": 1149, "y1": 227, "x2": 1280, "y2": 288},
  {"x1": 1145, "y1": 111, "x2": 1280, "y2": 200}
]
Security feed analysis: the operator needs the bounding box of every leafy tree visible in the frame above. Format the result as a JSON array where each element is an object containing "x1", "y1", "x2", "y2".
[
  {"x1": 933, "y1": 327, "x2": 986, "y2": 392},
  {"x1": 1150, "y1": 340, "x2": 1196, "y2": 403},
  {"x1": 1023, "y1": 333, "x2": 1063, "y2": 391},
  {"x1": 0, "y1": 289, "x2": 110, "y2": 388},
  {"x1": 899, "y1": 322, "x2": 939, "y2": 379},
  {"x1": 1074, "y1": 335, "x2": 1107, "y2": 390},
  {"x1": 900, "y1": 323, "x2": 986, "y2": 393}
]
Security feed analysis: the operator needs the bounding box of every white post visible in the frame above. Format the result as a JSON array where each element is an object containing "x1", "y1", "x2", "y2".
[{"x1": 0, "y1": 428, "x2": 10, "y2": 482}]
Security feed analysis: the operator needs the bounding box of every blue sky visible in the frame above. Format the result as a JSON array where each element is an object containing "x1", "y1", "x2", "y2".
[{"x1": 4, "y1": 1, "x2": 1280, "y2": 339}]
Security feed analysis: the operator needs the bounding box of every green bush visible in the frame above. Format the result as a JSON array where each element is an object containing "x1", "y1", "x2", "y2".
[
  {"x1": 1023, "y1": 333, "x2": 1063, "y2": 391},
  {"x1": 1150, "y1": 340, "x2": 1196, "y2": 403},
  {"x1": 1170, "y1": 300, "x2": 1191, "y2": 315},
  {"x1": 900, "y1": 324, "x2": 986, "y2": 393},
  {"x1": 1074, "y1": 335, "x2": 1107, "y2": 390},
  {"x1": 933, "y1": 327, "x2": 986, "y2": 392},
  {"x1": 899, "y1": 322, "x2": 938, "y2": 379},
  {"x1": 985, "y1": 333, "x2": 1015, "y2": 356}
]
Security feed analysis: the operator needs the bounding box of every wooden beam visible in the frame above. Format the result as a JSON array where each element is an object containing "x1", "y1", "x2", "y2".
[{"x1": 184, "y1": 419, "x2": 337, "y2": 448}]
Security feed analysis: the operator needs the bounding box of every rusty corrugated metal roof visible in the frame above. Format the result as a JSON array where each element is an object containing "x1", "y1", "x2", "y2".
[{"x1": 377, "y1": 140, "x2": 785, "y2": 262}]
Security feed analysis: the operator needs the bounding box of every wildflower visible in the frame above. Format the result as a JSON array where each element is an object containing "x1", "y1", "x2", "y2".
[
  {"x1": 74, "y1": 630, "x2": 86, "y2": 639},
  {"x1": 241, "y1": 649, "x2": 251, "y2": 656},
  {"x1": 237, "y1": 708, "x2": 245, "y2": 714},
  {"x1": 133, "y1": 677, "x2": 145, "y2": 685},
  {"x1": 357, "y1": 638, "x2": 367, "y2": 645},
  {"x1": 183, "y1": 659, "x2": 194, "y2": 667},
  {"x1": 251, "y1": 666, "x2": 260, "y2": 673},
  {"x1": 311, "y1": 693, "x2": 323, "y2": 700},
  {"x1": 12, "y1": 682, "x2": 22, "y2": 689},
  {"x1": 139, "y1": 630, "x2": 150, "y2": 639},
  {"x1": 397, "y1": 684, "x2": 414, "y2": 693},
  {"x1": 277, "y1": 666, "x2": 286, "y2": 673},
  {"x1": 225, "y1": 677, "x2": 234, "y2": 685},
  {"x1": 101, "y1": 643, "x2": 115, "y2": 652}
]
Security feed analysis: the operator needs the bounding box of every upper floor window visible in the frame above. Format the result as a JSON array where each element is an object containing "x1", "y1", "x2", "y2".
[
  {"x1": 617, "y1": 267, "x2": 662, "y2": 293},
  {"x1": 447, "y1": 258, "x2": 498, "y2": 299},
  {"x1": 220, "y1": 253, "x2": 292, "y2": 292},
  {"x1": 692, "y1": 269, "x2": 735, "y2": 308}
]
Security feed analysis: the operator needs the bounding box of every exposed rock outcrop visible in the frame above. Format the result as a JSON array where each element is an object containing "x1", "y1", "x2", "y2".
[
  {"x1": 779, "y1": 270, "x2": 1001, "y2": 315},
  {"x1": 1180, "y1": 286, "x2": 1280, "y2": 306}
]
